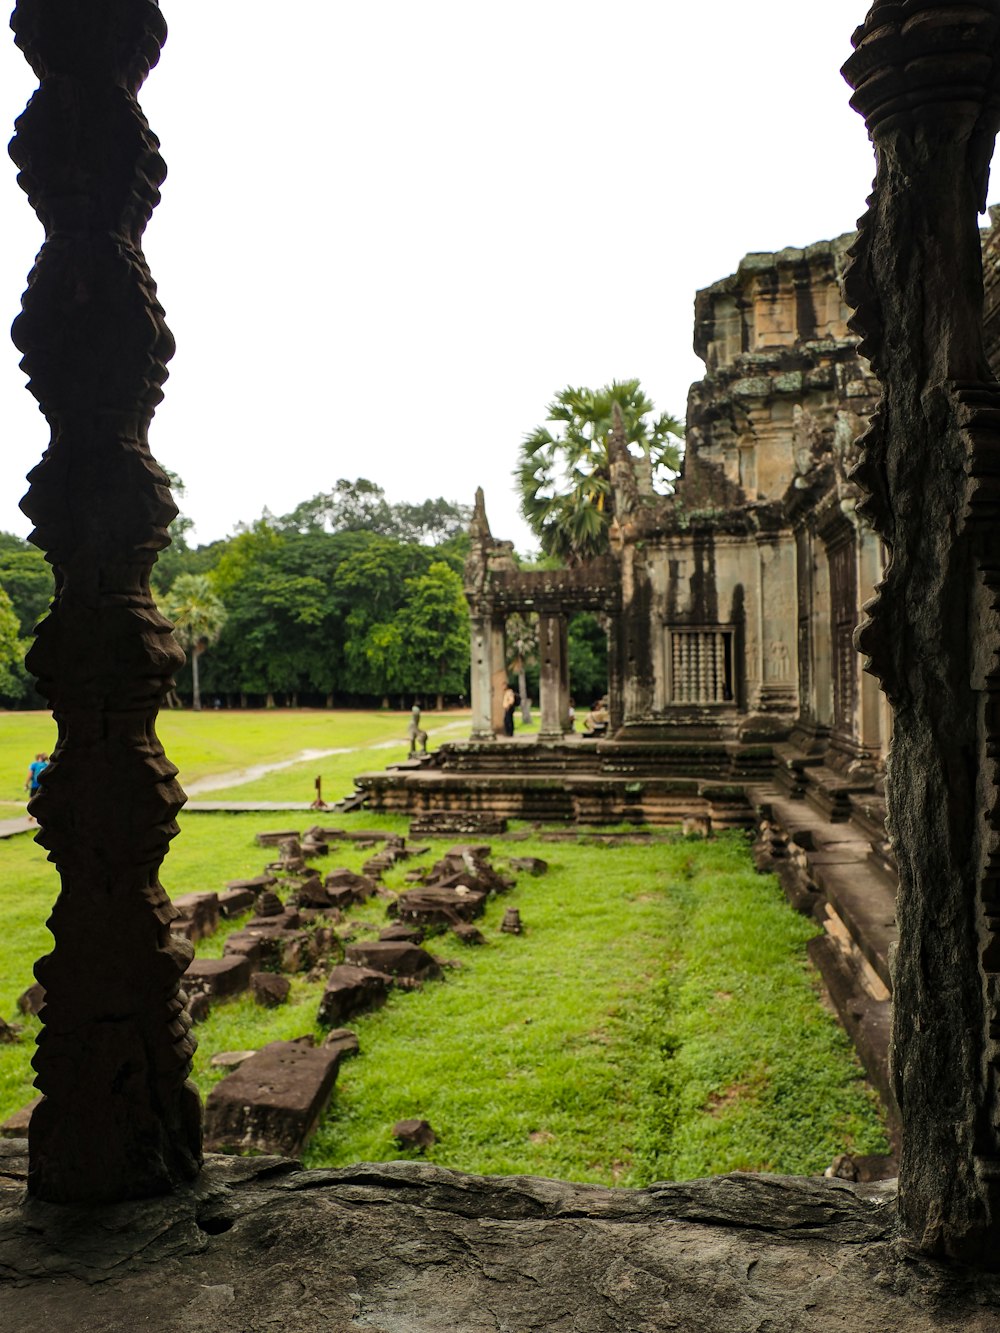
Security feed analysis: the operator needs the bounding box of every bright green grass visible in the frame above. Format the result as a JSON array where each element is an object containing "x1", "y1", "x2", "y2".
[
  {"x1": 0, "y1": 811, "x2": 888, "y2": 1183},
  {"x1": 0, "y1": 708, "x2": 470, "y2": 808}
]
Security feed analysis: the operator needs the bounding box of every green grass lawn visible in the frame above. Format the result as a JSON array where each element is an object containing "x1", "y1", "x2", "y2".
[
  {"x1": 0, "y1": 707, "x2": 472, "y2": 810},
  {"x1": 0, "y1": 809, "x2": 888, "y2": 1184}
]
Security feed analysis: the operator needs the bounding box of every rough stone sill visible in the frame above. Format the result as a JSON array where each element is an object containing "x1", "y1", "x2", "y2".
[{"x1": 0, "y1": 1141, "x2": 997, "y2": 1331}]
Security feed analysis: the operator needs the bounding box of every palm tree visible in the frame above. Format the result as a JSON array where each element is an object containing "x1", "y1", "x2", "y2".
[
  {"x1": 517, "y1": 379, "x2": 683, "y2": 564},
  {"x1": 164, "y1": 573, "x2": 227, "y2": 711},
  {"x1": 505, "y1": 612, "x2": 537, "y2": 724}
]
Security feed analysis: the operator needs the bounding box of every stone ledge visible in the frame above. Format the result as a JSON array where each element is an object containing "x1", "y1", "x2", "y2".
[{"x1": 2, "y1": 1143, "x2": 999, "y2": 1330}]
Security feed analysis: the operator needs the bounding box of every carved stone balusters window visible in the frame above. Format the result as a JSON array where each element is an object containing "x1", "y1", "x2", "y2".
[
  {"x1": 10, "y1": 0, "x2": 202, "y2": 1202},
  {"x1": 667, "y1": 627, "x2": 734, "y2": 706}
]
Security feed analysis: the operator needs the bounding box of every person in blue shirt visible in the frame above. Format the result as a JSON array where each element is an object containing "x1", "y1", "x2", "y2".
[{"x1": 24, "y1": 752, "x2": 48, "y2": 801}]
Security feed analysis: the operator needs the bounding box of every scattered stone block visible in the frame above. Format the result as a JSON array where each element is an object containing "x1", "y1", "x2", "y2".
[
  {"x1": 379, "y1": 923, "x2": 425, "y2": 944},
  {"x1": 225, "y1": 873, "x2": 277, "y2": 892},
  {"x1": 323, "y1": 1028, "x2": 360, "y2": 1059},
  {"x1": 0, "y1": 1016, "x2": 23, "y2": 1044},
  {"x1": 393, "y1": 885, "x2": 488, "y2": 929},
  {"x1": 294, "y1": 876, "x2": 332, "y2": 909},
  {"x1": 255, "y1": 830, "x2": 301, "y2": 847},
  {"x1": 682, "y1": 815, "x2": 713, "y2": 839},
  {"x1": 170, "y1": 891, "x2": 220, "y2": 943},
  {"x1": 500, "y1": 908, "x2": 523, "y2": 935},
  {"x1": 345, "y1": 940, "x2": 441, "y2": 980},
  {"x1": 255, "y1": 890, "x2": 286, "y2": 918},
  {"x1": 318, "y1": 963, "x2": 393, "y2": 1026},
  {"x1": 342, "y1": 830, "x2": 388, "y2": 843},
  {"x1": 210, "y1": 1049, "x2": 257, "y2": 1071},
  {"x1": 203, "y1": 1039, "x2": 344, "y2": 1157},
  {"x1": 251, "y1": 972, "x2": 291, "y2": 1008},
  {"x1": 453, "y1": 924, "x2": 485, "y2": 946},
  {"x1": 324, "y1": 868, "x2": 378, "y2": 906},
  {"x1": 393, "y1": 1118, "x2": 437, "y2": 1151},
  {"x1": 223, "y1": 932, "x2": 265, "y2": 969},
  {"x1": 1, "y1": 1095, "x2": 41, "y2": 1138},
  {"x1": 17, "y1": 984, "x2": 45, "y2": 1017},
  {"x1": 185, "y1": 991, "x2": 212, "y2": 1023},
  {"x1": 219, "y1": 887, "x2": 256, "y2": 918},
  {"x1": 184, "y1": 955, "x2": 251, "y2": 998},
  {"x1": 508, "y1": 857, "x2": 548, "y2": 876}
]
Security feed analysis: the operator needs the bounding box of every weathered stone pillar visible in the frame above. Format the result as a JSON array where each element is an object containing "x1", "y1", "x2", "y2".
[
  {"x1": 844, "y1": 0, "x2": 1000, "y2": 1262},
  {"x1": 490, "y1": 615, "x2": 507, "y2": 735},
  {"x1": 11, "y1": 0, "x2": 202, "y2": 1202},
  {"x1": 537, "y1": 611, "x2": 567, "y2": 739},
  {"x1": 605, "y1": 612, "x2": 624, "y2": 733},
  {"x1": 559, "y1": 616, "x2": 572, "y2": 732},
  {"x1": 753, "y1": 533, "x2": 798, "y2": 718},
  {"x1": 469, "y1": 614, "x2": 495, "y2": 739}
]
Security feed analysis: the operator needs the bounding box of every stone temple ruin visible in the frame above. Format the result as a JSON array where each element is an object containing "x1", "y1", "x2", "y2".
[
  {"x1": 359, "y1": 232, "x2": 889, "y2": 829},
  {"x1": 7, "y1": 1, "x2": 1000, "y2": 1327}
]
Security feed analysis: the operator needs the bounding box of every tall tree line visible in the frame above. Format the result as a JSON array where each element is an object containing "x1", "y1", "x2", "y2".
[{"x1": 0, "y1": 480, "x2": 472, "y2": 709}]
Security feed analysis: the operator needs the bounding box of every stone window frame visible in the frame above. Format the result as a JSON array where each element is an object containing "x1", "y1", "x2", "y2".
[{"x1": 663, "y1": 623, "x2": 738, "y2": 708}]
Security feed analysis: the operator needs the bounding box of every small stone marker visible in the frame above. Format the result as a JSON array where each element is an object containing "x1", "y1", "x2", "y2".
[
  {"x1": 500, "y1": 908, "x2": 523, "y2": 935},
  {"x1": 203, "y1": 1039, "x2": 345, "y2": 1157},
  {"x1": 251, "y1": 972, "x2": 291, "y2": 1007},
  {"x1": 255, "y1": 890, "x2": 285, "y2": 918},
  {"x1": 393, "y1": 1118, "x2": 437, "y2": 1151},
  {"x1": 318, "y1": 963, "x2": 393, "y2": 1026}
]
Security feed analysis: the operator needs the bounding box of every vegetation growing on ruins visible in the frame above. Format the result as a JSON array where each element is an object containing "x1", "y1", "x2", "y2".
[
  {"x1": 0, "y1": 807, "x2": 887, "y2": 1182},
  {"x1": 517, "y1": 379, "x2": 684, "y2": 563}
]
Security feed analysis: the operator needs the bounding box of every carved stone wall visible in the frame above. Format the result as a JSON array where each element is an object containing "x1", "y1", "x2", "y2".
[{"x1": 10, "y1": 0, "x2": 201, "y2": 1202}]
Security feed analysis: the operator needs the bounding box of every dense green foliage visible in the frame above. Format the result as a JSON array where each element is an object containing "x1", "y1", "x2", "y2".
[
  {"x1": 0, "y1": 534, "x2": 49, "y2": 707},
  {"x1": 0, "y1": 807, "x2": 887, "y2": 1182},
  {"x1": 517, "y1": 380, "x2": 683, "y2": 563}
]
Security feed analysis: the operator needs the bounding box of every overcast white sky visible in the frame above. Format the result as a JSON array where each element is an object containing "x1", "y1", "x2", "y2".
[{"x1": 0, "y1": 3, "x2": 890, "y2": 554}]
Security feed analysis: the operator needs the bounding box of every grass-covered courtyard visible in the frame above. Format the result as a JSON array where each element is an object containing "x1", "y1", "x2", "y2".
[{"x1": 0, "y1": 725, "x2": 889, "y2": 1184}]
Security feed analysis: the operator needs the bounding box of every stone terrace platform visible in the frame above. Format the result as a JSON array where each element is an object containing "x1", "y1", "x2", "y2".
[
  {"x1": 2, "y1": 1142, "x2": 998, "y2": 1331},
  {"x1": 355, "y1": 736, "x2": 772, "y2": 827}
]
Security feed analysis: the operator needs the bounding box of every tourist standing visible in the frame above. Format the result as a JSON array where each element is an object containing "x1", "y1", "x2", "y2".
[
  {"x1": 24, "y1": 752, "x2": 48, "y2": 805},
  {"x1": 502, "y1": 685, "x2": 517, "y2": 737}
]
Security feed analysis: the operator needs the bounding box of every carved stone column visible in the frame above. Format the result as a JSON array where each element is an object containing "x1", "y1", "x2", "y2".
[
  {"x1": 844, "y1": 0, "x2": 1000, "y2": 1261},
  {"x1": 10, "y1": 0, "x2": 201, "y2": 1202},
  {"x1": 468, "y1": 615, "x2": 495, "y2": 740},
  {"x1": 537, "y1": 611, "x2": 567, "y2": 740},
  {"x1": 490, "y1": 615, "x2": 507, "y2": 734}
]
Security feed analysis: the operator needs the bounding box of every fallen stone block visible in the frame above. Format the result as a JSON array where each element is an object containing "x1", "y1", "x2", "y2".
[
  {"x1": 184, "y1": 955, "x2": 251, "y2": 998},
  {"x1": 223, "y1": 932, "x2": 265, "y2": 968},
  {"x1": 324, "y1": 868, "x2": 378, "y2": 905},
  {"x1": 508, "y1": 856, "x2": 548, "y2": 876},
  {"x1": 210, "y1": 1049, "x2": 257, "y2": 1070},
  {"x1": 345, "y1": 940, "x2": 441, "y2": 980},
  {"x1": 300, "y1": 838, "x2": 329, "y2": 858},
  {"x1": 0, "y1": 1016, "x2": 23, "y2": 1043},
  {"x1": 17, "y1": 984, "x2": 45, "y2": 1017},
  {"x1": 323, "y1": 1028, "x2": 360, "y2": 1059},
  {"x1": 255, "y1": 830, "x2": 301, "y2": 847},
  {"x1": 170, "y1": 891, "x2": 220, "y2": 943},
  {"x1": 379, "y1": 923, "x2": 425, "y2": 944},
  {"x1": 219, "y1": 887, "x2": 256, "y2": 918},
  {"x1": 453, "y1": 924, "x2": 485, "y2": 946},
  {"x1": 393, "y1": 1118, "x2": 437, "y2": 1151},
  {"x1": 251, "y1": 972, "x2": 291, "y2": 1007},
  {"x1": 252, "y1": 890, "x2": 287, "y2": 919},
  {"x1": 1, "y1": 1095, "x2": 41, "y2": 1138},
  {"x1": 398, "y1": 885, "x2": 489, "y2": 926},
  {"x1": 225, "y1": 873, "x2": 277, "y2": 892},
  {"x1": 203, "y1": 1039, "x2": 344, "y2": 1157},
  {"x1": 318, "y1": 963, "x2": 392, "y2": 1026},
  {"x1": 185, "y1": 991, "x2": 211, "y2": 1023},
  {"x1": 247, "y1": 907, "x2": 301, "y2": 931},
  {"x1": 294, "y1": 876, "x2": 332, "y2": 909}
]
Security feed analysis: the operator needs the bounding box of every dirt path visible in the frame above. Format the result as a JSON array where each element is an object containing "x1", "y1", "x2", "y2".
[{"x1": 182, "y1": 720, "x2": 468, "y2": 796}]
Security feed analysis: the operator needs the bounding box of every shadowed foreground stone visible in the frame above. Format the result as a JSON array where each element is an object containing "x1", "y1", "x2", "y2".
[{"x1": 1, "y1": 1144, "x2": 998, "y2": 1331}]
